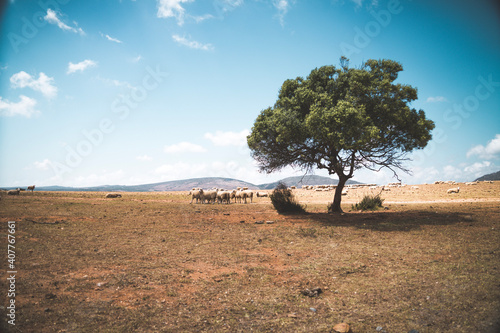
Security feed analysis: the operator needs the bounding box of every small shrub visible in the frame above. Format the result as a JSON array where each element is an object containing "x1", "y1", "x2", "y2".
[
  {"x1": 352, "y1": 194, "x2": 384, "y2": 211},
  {"x1": 269, "y1": 182, "x2": 306, "y2": 214}
]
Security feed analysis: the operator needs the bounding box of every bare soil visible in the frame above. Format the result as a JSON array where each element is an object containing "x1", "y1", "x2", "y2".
[{"x1": 1, "y1": 182, "x2": 499, "y2": 332}]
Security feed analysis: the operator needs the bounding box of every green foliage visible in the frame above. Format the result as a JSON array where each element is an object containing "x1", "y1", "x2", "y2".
[
  {"x1": 351, "y1": 194, "x2": 385, "y2": 211},
  {"x1": 269, "y1": 182, "x2": 306, "y2": 214},
  {"x1": 248, "y1": 57, "x2": 435, "y2": 212}
]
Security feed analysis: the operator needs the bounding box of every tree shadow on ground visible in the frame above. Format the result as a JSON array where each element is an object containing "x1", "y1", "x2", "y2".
[{"x1": 285, "y1": 210, "x2": 476, "y2": 232}]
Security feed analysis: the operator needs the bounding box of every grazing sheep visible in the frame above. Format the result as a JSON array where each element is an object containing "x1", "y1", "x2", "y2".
[
  {"x1": 242, "y1": 190, "x2": 254, "y2": 203},
  {"x1": 8, "y1": 189, "x2": 20, "y2": 195},
  {"x1": 447, "y1": 187, "x2": 460, "y2": 194},
  {"x1": 201, "y1": 190, "x2": 218, "y2": 204},
  {"x1": 105, "y1": 193, "x2": 122, "y2": 198},
  {"x1": 230, "y1": 190, "x2": 237, "y2": 203},
  {"x1": 27, "y1": 185, "x2": 35, "y2": 192},
  {"x1": 235, "y1": 190, "x2": 244, "y2": 203},
  {"x1": 256, "y1": 192, "x2": 268, "y2": 197},
  {"x1": 217, "y1": 191, "x2": 232, "y2": 204},
  {"x1": 189, "y1": 189, "x2": 203, "y2": 204}
]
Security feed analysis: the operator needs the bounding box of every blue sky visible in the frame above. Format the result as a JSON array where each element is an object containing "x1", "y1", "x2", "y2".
[{"x1": 1, "y1": 0, "x2": 499, "y2": 187}]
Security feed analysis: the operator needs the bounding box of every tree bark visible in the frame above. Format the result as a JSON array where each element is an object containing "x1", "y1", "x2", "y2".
[{"x1": 329, "y1": 175, "x2": 349, "y2": 213}]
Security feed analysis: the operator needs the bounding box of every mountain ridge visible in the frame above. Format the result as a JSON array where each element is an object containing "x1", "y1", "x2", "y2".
[
  {"x1": 475, "y1": 170, "x2": 500, "y2": 182},
  {"x1": 6, "y1": 175, "x2": 355, "y2": 192}
]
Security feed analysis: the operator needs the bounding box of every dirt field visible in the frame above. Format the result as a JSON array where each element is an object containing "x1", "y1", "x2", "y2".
[{"x1": 1, "y1": 182, "x2": 499, "y2": 332}]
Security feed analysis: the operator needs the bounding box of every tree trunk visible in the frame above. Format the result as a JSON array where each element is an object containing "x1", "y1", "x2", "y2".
[{"x1": 329, "y1": 175, "x2": 348, "y2": 213}]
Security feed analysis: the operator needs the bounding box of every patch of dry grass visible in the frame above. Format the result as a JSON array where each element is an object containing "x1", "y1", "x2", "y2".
[{"x1": 0, "y1": 187, "x2": 499, "y2": 332}]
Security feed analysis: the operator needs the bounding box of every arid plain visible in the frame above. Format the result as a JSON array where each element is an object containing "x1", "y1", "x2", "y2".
[{"x1": 1, "y1": 182, "x2": 499, "y2": 332}]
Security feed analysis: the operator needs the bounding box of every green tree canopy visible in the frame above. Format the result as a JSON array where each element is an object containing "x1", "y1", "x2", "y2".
[{"x1": 247, "y1": 58, "x2": 435, "y2": 213}]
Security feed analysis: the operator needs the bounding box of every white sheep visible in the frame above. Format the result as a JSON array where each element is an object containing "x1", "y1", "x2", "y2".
[
  {"x1": 217, "y1": 191, "x2": 232, "y2": 204},
  {"x1": 201, "y1": 189, "x2": 218, "y2": 204},
  {"x1": 235, "y1": 190, "x2": 243, "y2": 203},
  {"x1": 447, "y1": 187, "x2": 460, "y2": 194},
  {"x1": 7, "y1": 189, "x2": 20, "y2": 195},
  {"x1": 243, "y1": 190, "x2": 254, "y2": 203},
  {"x1": 189, "y1": 189, "x2": 203, "y2": 204}
]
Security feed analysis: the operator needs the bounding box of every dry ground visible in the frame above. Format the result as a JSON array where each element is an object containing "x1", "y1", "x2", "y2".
[{"x1": 0, "y1": 182, "x2": 499, "y2": 332}]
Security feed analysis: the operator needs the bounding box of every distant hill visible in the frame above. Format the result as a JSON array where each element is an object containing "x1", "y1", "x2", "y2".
[
  {"x1": 31, "y1": 177, "x2": 258, "y2": 192},
  {"x1": 258, "y1": 175, "x2": 362, "y2": 190},
  {"x1": 7, "y1": 175, "x2": 363, "y2": 192},
  {"x1": 475, "y1": 170, "x2": 500, "y2": 182}
]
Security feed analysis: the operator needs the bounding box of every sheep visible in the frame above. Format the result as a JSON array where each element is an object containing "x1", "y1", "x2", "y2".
[
  {"x1": 465, "y1": 182, "x2": 478, "y2": 185},
  {"x1": 235, "y1": 190, "x2": 244, "y2": 203},
  {"x1": 256, "y1": 192, "x2": 268, "y2": 197},
  {"x1": 27, "y1": 185, "x2": 35, "y2": 192},
  {"x1": 7, "y1": 189, "x2": 20, "y2": 195},
  {"x1": 242, "y1": 190, "x2": 254, "y2": 203},
  {"x1": 105, "y1": 193, "x2": 122, "y2": 198},
  {"x1": 217, "y1": 191, "x2": 232, "y2": 204},
  {"x1": 201, "y1": 189, "x2": 218, "y2": 204},
  {"x1": 447, "y1": 187, "x2": 460, "y2": 194},
  {"x1": 189, "y1": 189, "x2": 203, "y2": 204},
  {"x1": 230, "y1": 190, "x2": 237, "y2": 203}
]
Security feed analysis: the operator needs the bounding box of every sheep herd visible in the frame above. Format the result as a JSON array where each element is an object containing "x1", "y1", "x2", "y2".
[{"x1": 189, "y1": 187, "x2": 256, "y2": 204}]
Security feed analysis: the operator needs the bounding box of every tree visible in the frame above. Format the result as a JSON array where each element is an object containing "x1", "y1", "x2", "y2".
[{"x1": 247, "y1": 58, "x2": 435, "y2": 213}]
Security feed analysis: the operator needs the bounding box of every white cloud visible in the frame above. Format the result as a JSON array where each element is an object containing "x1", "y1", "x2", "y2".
[
  {"x1": 10, "y1": 71, "x2": 57, "y2": 99},
  {"x1": 136, "y1": 154, "x2": 153, "y2": 161},
  {"x1": 131, "y1": 55, "x2": 142, "y2": 63},
  {"x1": 204, "y1": 129, "x2": 250, "y2": 147},
  {"x1": 442, "y1": 165, "x2": 463, "y2": 180},
  {"x1": 67, "y1": 59, "x2": 97, "y2": 74},
  {"x1": 72, "y1": 170, "x2": 126, "y2": 187},
  {"x1": 464, "y1": 161, "x2": 492, "y2": 174},
  {"x1": 34, "y1": 159, "x2": 52, "y2": 170},
  {"x1": 44, "y1": 9, "x2": 85, "y2": 35},
  {"x1": 172, "y1": 34, "x2": 214, "y2": 51},
  {"x1": 100, "y1": 32, "x2": 123, "y2": 43},
  {"x1": 191, "y1": 13, "x2": 214, "y2": 23},
  {"x1": 157, "y1": 0, "x2": 193, "y2": 25},
  {"x1": 96, "y1": 76, "x2": 136, "y2": 90},
  {"x1": 273, "y1": 0, "x2": 290, "y2": 26},
  {"x1": 164, "y1": 141, "x2": 207, "y2": 153},
  {"x1": 155, "y1": 161, "x2": 208, "y2": 180},
  {"x1": 154, "y1": 160, "x2": 263, "y2": 183},
  {"x1": 426, "y1": 96, "x2": 448, "y2": 103},
  {"x1": 466, "y1": 134, "x2": 500, "y2": 160},
  {"x1": 212, "y1": 0, "x2": 243, "y2": 17},
  {"x1": 0, "y1": 95, "x2": 39, "y2": 118}
]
